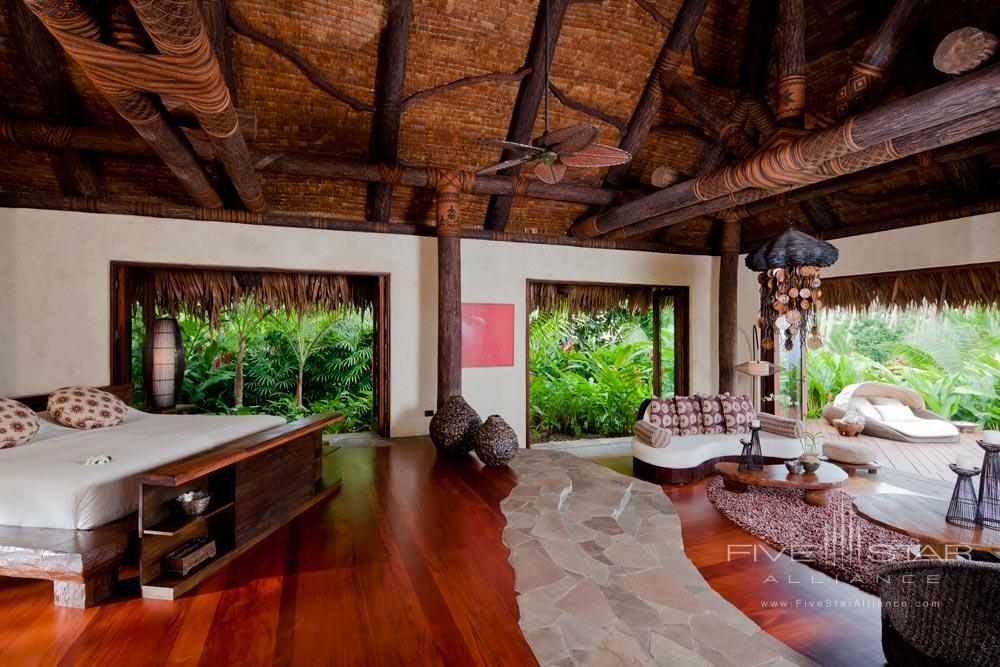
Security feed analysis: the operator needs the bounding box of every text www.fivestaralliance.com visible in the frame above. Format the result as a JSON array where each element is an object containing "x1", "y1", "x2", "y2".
[{"x1": 760, "y1": 599, "x2": 940, "y2": 609}]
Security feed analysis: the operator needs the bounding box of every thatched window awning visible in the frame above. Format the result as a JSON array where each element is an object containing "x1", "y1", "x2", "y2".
[
  {"x1": 528, "y1": 282, "x2": 670, "y2": 316},
  {"x1": 821, "y1": 262, "x2": 1000, "y2": 311},
  {"x1": 138, "y1": 268, "x2": 376, "y2": 325}
]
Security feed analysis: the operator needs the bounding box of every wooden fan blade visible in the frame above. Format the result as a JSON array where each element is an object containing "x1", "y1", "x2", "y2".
[
  {"x1": 476, "y1": 155, "x2": 537, "y2": 176},
  {"x1": 477, "y1": 138, "x2": 543, "y2": 154},
  {"x1": 534, "y1": 161, "x2": 568, "y2": 184},
  {"x1": 534, "y1": 124, "x2": 598, "y2": 153},
  {"x1": 560, "y1": 143, "x2": 632, "y2": 168}
]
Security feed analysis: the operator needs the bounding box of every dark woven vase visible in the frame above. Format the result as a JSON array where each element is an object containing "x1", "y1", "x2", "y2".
[
  {"x1": 472, "y1": 415, "x2": 519, "y2": 467},
  {"x1": 429, "y1": 396, "x2": 482, "y2": 457}
]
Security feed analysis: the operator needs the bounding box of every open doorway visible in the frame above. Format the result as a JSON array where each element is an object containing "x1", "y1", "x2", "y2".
[
  {"x1": 526, "y1": 281, "x2": 688, "y2": 446},
  {"x1": 110, "y1": 263, "x2": 390, "y2": 436}
]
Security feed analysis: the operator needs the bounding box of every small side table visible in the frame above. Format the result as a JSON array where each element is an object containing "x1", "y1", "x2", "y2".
[{"x1": 953, "y1": 421, "x2": 979, "y2": 434}]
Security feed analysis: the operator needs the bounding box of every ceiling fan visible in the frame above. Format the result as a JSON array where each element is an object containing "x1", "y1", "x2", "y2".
[{"x1": 475, "y1": 0, "x2": 631, "y2": 184}]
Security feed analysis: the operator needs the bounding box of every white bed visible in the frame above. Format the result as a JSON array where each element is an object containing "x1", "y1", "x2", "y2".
[{"x1": 0, "y1": 408, "x2": 285, "y2": 530}]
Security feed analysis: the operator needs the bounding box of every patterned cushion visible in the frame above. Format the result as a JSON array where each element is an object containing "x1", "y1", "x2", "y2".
[
  {"x1": 698, "y1": 393, "x2": 726, "y2": 434},
  {"x1": 0, "y1": 397, "x2": 40, "y2": 448},
  {"x1": 721, "y1": 393, "x2": 755, "y2": 434},
  {"x1": 47, "y1": 387, "x2": 128, "y2": 430},
  {"x1": 672, "y1": 396, "x2": 703, "y2": 436},
  {"x1": 647, "y1": 398, "x2": 679, "y2": 435},
  {"x1": 758, "y1": 412, "x2": 800, "y2": 439}
]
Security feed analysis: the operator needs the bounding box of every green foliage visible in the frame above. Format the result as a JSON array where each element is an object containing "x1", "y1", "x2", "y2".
[
  {"x1": 131, "y1": 304, "x2": 374, "y2": 432},
  {"x1": 529, "y1": 305, "x2": 675, "y2": 440},
  {"x1": 805, "y1": 305, "x2": 1000, "y2": 428}
]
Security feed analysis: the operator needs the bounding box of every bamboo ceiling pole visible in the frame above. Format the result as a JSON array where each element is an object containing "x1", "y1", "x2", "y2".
[
  {"x1": 570, "y1": 62, "x2": 1000, "y2": 237},
  {"x1": 435, "y1": 171, "x2": 473, "y2": 407},
  {"x1": 22, "y1": 0, "x2": 224, "y2": 209},
  {"x1": 774, "y1": 0, "x2": 806, "y2": 128},
  {"x1": 717, "y1": 218, "x2": 741, "y2": 394},
  {"x1": 603, "y1": 0, "x2": 710, "y2": 188},
  {"x1": 832, "y1": 0, "x2": 928, "y2": 119}
]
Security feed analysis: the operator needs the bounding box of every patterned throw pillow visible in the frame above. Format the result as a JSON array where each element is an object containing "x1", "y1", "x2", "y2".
[
  {"x1": 721, "y1": 393, "x2": 755, "y2": 434},
  {"x1": 48, "y1": 387, "x2": 128, "y2": 430},
  {"x1": 647, "y1": 398, "x2": 679, "y2": 435},
  {"x1": 698, "y1": 393, "x2": 726, "y2": 434},
  {"x1": 0, "y1": 397, "x2": 40, "y2": 448},
  {"x1": 672, "y1": 396, "x2": 703, "y2": 436}
]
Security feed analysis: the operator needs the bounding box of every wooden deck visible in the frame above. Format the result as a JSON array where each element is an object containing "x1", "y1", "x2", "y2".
[{"x1": 811, "y1": 419, "x2": 985, "y2": 482}]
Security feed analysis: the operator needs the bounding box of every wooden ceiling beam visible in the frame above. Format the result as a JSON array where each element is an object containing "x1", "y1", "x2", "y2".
[
  {"x1": 3, "y1": 0, "x2": 100, "y2": 196},
  {"x1": 774, "y1": 0, "x2": 805, "y2": 128},
  {"x1": 601, "y1": 0, "x2": 710, "y2": 189},
  {"x1": 798, "y1": 198, "x2": 840, "y2": 232},
  {"x1": 569, "y1": 64, "x2": 1000, "y2": 238},
  {"x1": 482, "y1": 0, "x2": 572, "y2": 231},
  {"x1": 366, "y1": 0, "x2": 413, "y2": 226},
  {"x1": 200, "y1": 0, "x2": 237, "y2": 103}
]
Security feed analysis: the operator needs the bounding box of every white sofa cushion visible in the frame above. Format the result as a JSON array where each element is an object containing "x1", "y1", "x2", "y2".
[
  {"x1": 632, "y1": 431, "x2": 803, "y2": 469},
  {"x1": 874, "y1": 404, "x2": 919, "y2": 422},
  {"x1": 882, "y1": 419, "x2": 959, "y2": 439}
]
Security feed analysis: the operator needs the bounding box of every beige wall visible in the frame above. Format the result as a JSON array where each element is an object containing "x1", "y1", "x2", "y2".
[
  {"x1": 734, "y1": 213, "x2": 1000, "y2": 395},
  {"x1": 0, "y1": 207, "x2": 718, "y2": 443}
]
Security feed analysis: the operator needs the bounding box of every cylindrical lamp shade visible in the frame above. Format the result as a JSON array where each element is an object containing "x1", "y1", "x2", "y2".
[{"x1": 143, "y1": 318, "x2": 186, "y2": 411}]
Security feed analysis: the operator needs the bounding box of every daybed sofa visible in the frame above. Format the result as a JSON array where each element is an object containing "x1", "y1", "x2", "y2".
[
  {"x1": 631, "y1": 394, "x2": 803, "y2": 484},
  {"x1": 822, "y1": 382, "x2": 960, "y2": 444}
]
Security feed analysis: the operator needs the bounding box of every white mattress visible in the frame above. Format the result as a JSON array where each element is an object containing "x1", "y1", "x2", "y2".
[{"x1": 0, "y1": 409, "x2": 285, "y2": 530}]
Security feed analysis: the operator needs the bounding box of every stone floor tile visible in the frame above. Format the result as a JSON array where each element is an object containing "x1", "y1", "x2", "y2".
[{"x1": 554, "y1": 579, "x2": 618, "y2": 627}]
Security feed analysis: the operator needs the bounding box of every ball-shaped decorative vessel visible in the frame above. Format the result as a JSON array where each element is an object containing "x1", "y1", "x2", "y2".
[
  {"x1": 429, "y1": 396, "x2": 482, "y2": 457},
  {"x1": 472, "y1": 415, "x2": 519, "y2": 467}
]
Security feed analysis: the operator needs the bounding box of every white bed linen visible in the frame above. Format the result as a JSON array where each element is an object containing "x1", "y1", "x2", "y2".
[{"x1": 0, "y1": 409, "x2": 285, "y2": 530}]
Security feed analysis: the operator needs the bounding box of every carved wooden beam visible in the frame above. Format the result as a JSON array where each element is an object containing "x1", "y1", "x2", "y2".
[
  {"x1": 4, "y1": 0, "x2": 99, "y2": 196},
  {"x1": 482, "y1": 0, "x2": 572, "y2": 231},
  {"x1": 774, "y1": 0, "x2": 805, "y2": 127},
  {"x1": 831, "y1": 0, "x2": 927, "y2": 120},
  {"x1": 665, "y1": 78, "x2": 757, "y2": 160},
  {"x1": 568, "y1": 64, "x2": 1000, "y2": 237},
  {"x1": 366, "y1": 0, "x2": 413, "y2": 226},
  {"x1": 602, "y1": 0, "x2": 710, "y2": 188},
  {"x1": 200, "y1": 0, "x2": 236, "y2": 103}
]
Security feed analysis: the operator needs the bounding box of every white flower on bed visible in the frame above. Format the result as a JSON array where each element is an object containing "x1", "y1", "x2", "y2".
[{"x1": 84, "y1": 455, "x2": 113, "y2": 466}]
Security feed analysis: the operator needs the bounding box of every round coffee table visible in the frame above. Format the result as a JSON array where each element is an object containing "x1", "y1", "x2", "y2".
[
  {"x1": 853, "y1": 493, "x2": 1000, "y2": 559},
  {"x1": 714, "y1": 461, "x2": 848, "y2": 506}
]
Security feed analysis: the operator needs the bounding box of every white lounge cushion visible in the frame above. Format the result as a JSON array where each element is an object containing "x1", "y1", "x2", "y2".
[
  {"x1": 847, "y1": 397, "x2": 882, "y2": 422},
  {"x1": 632, "y1": 431, "x2": 803, "y2": 469},
  {"x1": 882, "y1": 419, "x2": 959, "y2": 439},
  {"x1": 874, "y1": 404, "x2": 919, "y2": 422},
  {"x1": 868, "y1": 396, "x2": 903, "y2": 407}
]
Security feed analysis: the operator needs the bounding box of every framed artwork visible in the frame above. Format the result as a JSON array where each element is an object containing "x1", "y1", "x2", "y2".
[{"x1": 462, "y1": 303, "x2": 515, "y2": 367}]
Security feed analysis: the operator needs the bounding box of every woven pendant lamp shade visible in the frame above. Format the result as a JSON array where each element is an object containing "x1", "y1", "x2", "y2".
[{"x1": 143, "y1": 318, "x2": 186, "y2": 411}]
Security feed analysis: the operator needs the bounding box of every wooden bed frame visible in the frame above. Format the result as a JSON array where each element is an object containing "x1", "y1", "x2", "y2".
[{"x1": 1, "y1": 384, "x2": 342, "y2": 608}]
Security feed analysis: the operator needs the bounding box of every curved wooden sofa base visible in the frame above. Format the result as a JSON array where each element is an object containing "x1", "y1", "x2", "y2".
[{"x1": 633, "y1": 455, "x2": 788, "y2": 485}]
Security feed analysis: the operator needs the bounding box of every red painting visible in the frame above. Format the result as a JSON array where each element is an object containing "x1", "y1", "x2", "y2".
[{"x1": 462, "y1": 303, "x2": 515, "y2": 367}]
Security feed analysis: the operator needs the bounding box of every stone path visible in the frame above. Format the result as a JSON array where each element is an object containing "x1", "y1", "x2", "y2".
[{"x1": 501, "y1": 450, "x2": 815, "y2": 667}]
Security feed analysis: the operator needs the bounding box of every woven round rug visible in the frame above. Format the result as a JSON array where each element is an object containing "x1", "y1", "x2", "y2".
[{"x1": 706, "y1": 476, "x2": 917, "y2": 593}]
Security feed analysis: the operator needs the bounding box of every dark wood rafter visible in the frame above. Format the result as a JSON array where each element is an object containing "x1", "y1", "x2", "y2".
[
  {"x1": 400, "y1": 68, "x2": 531, "y2": 110},
  {"x1": 224, "y1": 0, "x2": 374, "y2": 113},
  {"x1": 547, "y1": 82, "x2": 626, "y2": 135},
  {"x1": 633, "y1": 0, "x2": 722, "y2": 88},
  {"x1": 774, "y1": 0, "x2": 806, "y2": 128},
  {"x1": 602, "y1": 0, "x2": 710, "y2": 189},
  {"x1": 200, "y1": 0, "x2": 237, "y2": 103},
  {"x1": 3, "y1": 0, "x2": 99, "y2": 196},
  {"x1": 366, "y1": 0, "x2": 413, "y2": 226},
  {"x1": 830, "y1": 0, "x2": 927, "y2": 120},
  {"x1": 799, "y1": 197, "x2": 840, "y2": 232},
  {"x1": 568, "y1": 64, "x2": 1000, "y2": 238},
  {"x1": 482, "y1": 0, "x2": 572, "y2": 231}
]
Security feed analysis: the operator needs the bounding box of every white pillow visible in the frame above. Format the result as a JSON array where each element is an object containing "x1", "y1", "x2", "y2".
[
  {"x1": 847, "y1": 397, "x2": 882, "y2": 421},
  {"x1": 869, "y1": 396, "x2": 904, "y2": 407},
  {"x1": 875, "y1": 404, "x2": 919, "y2": 422}
]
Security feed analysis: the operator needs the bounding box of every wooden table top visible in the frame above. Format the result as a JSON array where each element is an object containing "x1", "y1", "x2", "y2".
[
  {"x1": 715, "y1": 462, "x2": 848, "y2": 490},
  {"x1": 853, "y1": 493, "x2": 1000, "y2": 552}
]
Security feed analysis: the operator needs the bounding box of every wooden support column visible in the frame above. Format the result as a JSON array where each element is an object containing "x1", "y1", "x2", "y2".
[
  {"x1": 774, "y1": 0, "x2": 806, "y2": 128},
  {"x1": 366, "y1": 0, "x2": 413, "y2": 226},
  {"x1": 603, "y1": 0, "x2": 710, "y2": 188},
  {"x1": 483, "y1": 0, "x2": 570, "y2": 231},
  {"x1": 200, "y1": 0, "x2": 237, "y2": 102},
  {"x1": 718, "y1": 217, "x2": 740, "y2": 394},
  {"x1": 435, "y1": 171, "x2": 473, "y2": 406}
]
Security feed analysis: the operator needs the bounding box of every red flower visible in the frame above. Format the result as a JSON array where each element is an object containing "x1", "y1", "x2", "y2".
[
  {"x1": 224, "y1": 351, "x2": 231, "y2": 365},
  {"x1": 214, "y1": 355, "x2": 222, "y2": 370}
]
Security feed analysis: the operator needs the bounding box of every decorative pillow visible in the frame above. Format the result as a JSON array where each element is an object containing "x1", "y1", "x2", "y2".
[
  {"x1": 846, "y1": 397, "x2": 882, "y2": 422},
  {"x1": 758, "y1": 412, "x2": 800, "y2": 439},
  {"x1": 647, "y1": 398, "x2": 679, "y2": 435},
  {"x1": 698, "y1": 393, "x2": 726, "y2": 435},
  {"x1": 672, "y1": 396, "x2": 702, "y2": 436},
  {"x1": 874, "y1": 404, "x2": 919, "y2": 422},
  {"x1": 0, "y1": 397, "x2": 40, "y2": 448},
  {"x1": 634, "y1": 420, "x2": 671, "y2": 448},
  {"x1": 47, "y1": 387, "x2": 128, "y2": 430},
  {"x1": 868, "y1": 396, "x2": 904, "y2": 407},
  {"x1": 721, "y1": 393, "x2": 755, "y2": 434}
]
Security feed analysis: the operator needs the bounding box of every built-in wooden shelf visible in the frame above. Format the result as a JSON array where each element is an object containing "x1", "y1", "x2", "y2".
[{"x1": 142, "y1": 500, "x2": 235, "y2": 537}]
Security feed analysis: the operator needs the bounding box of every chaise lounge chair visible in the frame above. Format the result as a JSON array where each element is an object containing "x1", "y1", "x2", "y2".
[{"x1": 822, "y1": 382, "x2": 960, "y2": 443}]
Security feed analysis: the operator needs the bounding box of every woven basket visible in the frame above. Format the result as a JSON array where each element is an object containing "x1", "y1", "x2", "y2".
[
  {"x1": 473, "y1": 415, "x2": 518, "y2": 467},
  {"x1": 429, "y1": 396, "x2": 482, "y2": 457}
]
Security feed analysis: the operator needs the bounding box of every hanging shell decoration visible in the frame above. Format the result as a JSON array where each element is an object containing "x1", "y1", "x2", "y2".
[{"x1": 746, "y1": 226, "x2": 839, "y2": 352}]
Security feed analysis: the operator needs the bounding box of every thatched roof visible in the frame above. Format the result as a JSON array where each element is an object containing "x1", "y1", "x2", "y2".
[
  {"x1": 0, "y1": 0, "x2": 997, "y2": 253},
  {"x1": 821, "y1": 261, "x2": 1000, "y2": 311},
  {"x1": 529, "y1": 282, "x2": 671, "y2": 316}
]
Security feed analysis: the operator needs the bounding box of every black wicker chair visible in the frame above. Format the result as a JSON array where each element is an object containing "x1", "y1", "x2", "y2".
[{"x1": 878, "y1": 559, "x2": 1000, "y2": 666}]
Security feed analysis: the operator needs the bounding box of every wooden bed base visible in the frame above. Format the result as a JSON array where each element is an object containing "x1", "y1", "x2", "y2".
[{"x1": 1, "y1": 385, "x2": 341, "y2": 608}]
